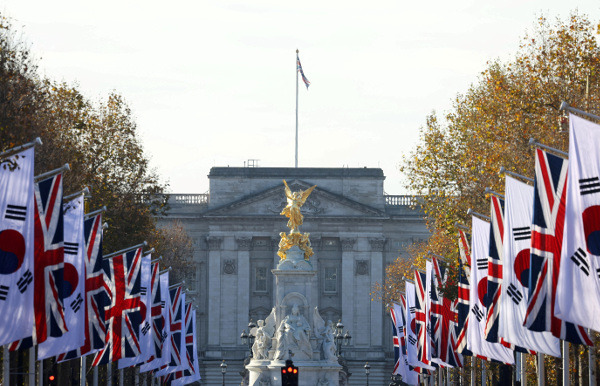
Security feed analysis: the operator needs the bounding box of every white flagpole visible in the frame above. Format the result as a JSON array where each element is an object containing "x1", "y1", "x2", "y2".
[
  {"x1": 589, "y1": 330, "x2": 596, "y2": 386},
  {"x1": 563, "y1": 341, "x2": 570, "y2": 386},
  {"x1": 295, "y1": 49, "x2": 299, "y2": 168},
  {"x1": 470, "y1": 357, "x2": 475, "y2": 386},
  {"x1": 520, "y1": 352, "x2": 527, "y2": 386},
  {"x1": 3, "y1": 345, "x2": 9, "y2": 385},
  {"x1": 107, "y1": 362, "x2": 112, "y2": 386},
  {"x1": 80, "y1": 356, "x2": 86, "y2": 386},
  {"x1": 28, "y1": 347, "x2": 35, "y2": 385},
  {"x1": 119, "y1": 368, "x2": 123, "y2": 385},
  {"x1": 93, "y1": 365, "x2": 98, "y2": 386}
]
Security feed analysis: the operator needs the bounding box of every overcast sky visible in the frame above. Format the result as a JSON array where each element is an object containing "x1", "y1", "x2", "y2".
[{"x1": 2, "y1": 1, "x2": 599, "y2": 194}]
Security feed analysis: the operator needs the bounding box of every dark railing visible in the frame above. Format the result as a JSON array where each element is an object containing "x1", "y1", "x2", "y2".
[{"x1": 384, "y1": 195, "x2": 417, "y2": 206}]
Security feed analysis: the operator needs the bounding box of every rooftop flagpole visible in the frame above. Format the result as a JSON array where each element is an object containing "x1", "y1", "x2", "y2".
[{"x1": 295, "y1": 49, "x2": 299, "y2": 168}]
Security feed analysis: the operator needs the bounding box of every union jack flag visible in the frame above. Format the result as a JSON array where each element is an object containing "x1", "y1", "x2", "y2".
[
  {"x1": 485, "y1": 196, "x2": 504, "y2": 343},
  {"x1": 155, "y1": 286, "x2": 187, "y2": 375},
  {"x1": 92, "y1": 247, "x2": 145, "y2": 365},
  {"x1": 149, "y1": 262, "x2": 164, "y2": 360},
  {"x1": 58, "y1": 213, "x2": 108, "y2": 360},
  {"x1": 140, "y1": 271, "x2": 171, "y2": 373},
  {"x1": 391, "y1": 300, "x2": 407, "y2": 377},
  {"x1": 414, "y1": 269, "x2": 431, "y2": 367},
  {"x1": 297, "y1": 53, "x2": 310, "y2": 89},
  {"x1": 169, "y1": 302, "x2": 195, "y2": 383},
  {"x1": 11, "y1": 173, "x2": 67, "y2": 351},
  {"x1": 429, "y1": 257, "x2": 462, "y2": 367},
  {"x1": 456, "y1": 230, "x2": 472, "y2": 356},
  {"x1": 447, "y1": 298, "x2": 463, "y2": 367},
  {"x1": 525, "y1": 148, "x2": 592, "y2": 345}
]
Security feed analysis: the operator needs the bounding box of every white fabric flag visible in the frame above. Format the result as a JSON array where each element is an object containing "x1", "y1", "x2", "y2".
[
  {"x1": 391, "y1": 303, "x2": 410, "y2": 381},
  {"x1": 467, "y1": 216, "x2": 514, "y2": 364},
  {"x1": 425, "y1": 260, "x2": 433, "y2": 364},
  {"x1": 155, "y1": 288, "x2": 187, "y2": 377},
  {"x1": 38, "y1": 196, "x2": 86, "y2": 359},
  {"x1": 0, "y1": 148, "x2": 35, "y2": 346},
  {"x1": 140, "y1": 271, "x2": 171, "y2": 372},
  {"x1": 118, "y1": 253, "x2": 153, "y2": 368},
  {"x1": 405, "y1": 281, "x2": 435, "y2": 371},
  {"x1": 500, "y1": 176, "x2": 561, "y2": 357},
  {"x1": 556, "y1": 114, "x2": 600, "y2": 331},
  {"x1": 173, "y1": 310, "x2": 201, "y2": 385}
]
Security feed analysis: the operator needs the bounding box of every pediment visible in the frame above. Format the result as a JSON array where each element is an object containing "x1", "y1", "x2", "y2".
[{"x1": 203, "y1": 180, "x2": 385, "y2": 218}]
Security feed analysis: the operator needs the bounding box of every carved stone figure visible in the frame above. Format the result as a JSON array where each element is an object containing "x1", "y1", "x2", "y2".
[
  {"x1": 281, "y1": 180, "x2": 316, "y2": 232},
  {"x1": 313, "y1": 307, "x2": 337, "y2": 362},
  {"x1": 322, "y1": 320, "x2": 337, "y2": 362},
  {"x1": 251, "y1": 308, "x2": 276, "y2": 360},
  {"x1": 275, "y1": 304, "x2": 312, "y2": 360},
  {"x1": 252, "y1": 320, "x2": 270, "y2": 359}
]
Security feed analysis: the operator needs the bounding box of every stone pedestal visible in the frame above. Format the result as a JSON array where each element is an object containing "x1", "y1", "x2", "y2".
[{"x1": 245, "y1": 246, "x2": 341, "y2": 385}]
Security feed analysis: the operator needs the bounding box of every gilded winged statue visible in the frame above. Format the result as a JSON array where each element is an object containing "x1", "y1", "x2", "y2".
[{"x1": 280, "y1": 180, "x2": 316, "y2": 232}]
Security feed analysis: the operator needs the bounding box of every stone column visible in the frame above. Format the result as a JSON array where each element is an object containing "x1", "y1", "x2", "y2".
[
  {"x1": 237, "y1": 237, "x2": 252, "y2": 337},
  {"x1": 340, "y1": 237, "x2": 355, "y2": 350},
  {"x1": 368, "y1": 238, "x2": 386, "y2": 348},
  {"x1": 220, "y1": 236, "x2": 238, "y2": 345},
  {"x1": 207, "y1": 236, "x2": 223, "y2": 347}
]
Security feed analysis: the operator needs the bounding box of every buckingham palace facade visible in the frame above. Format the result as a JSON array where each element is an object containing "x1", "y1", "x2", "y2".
[{"x1": 158, "y1": 167, "x2": 428, "y2": 384}]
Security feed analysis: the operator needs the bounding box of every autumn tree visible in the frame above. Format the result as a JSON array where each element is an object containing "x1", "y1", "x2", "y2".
[
  {"x1": 376, "y1": 12, "x2": 600, "y2": 306},
  {"x1": 374, "y1": 11, "x2": 600, "y2": 382},
  {"x1": 149, "y1": 219, "x2": 195, "y2": 285}
]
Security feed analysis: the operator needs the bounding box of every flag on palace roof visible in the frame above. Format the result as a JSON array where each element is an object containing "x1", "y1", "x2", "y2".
[{"x1": 297, "y1": 53, "x2": 310, "y2": 89}]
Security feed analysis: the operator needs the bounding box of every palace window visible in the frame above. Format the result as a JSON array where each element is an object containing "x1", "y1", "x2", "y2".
[
  {"x1": 324, "y1": 267, "x2": 338, "y2": 293},
  {"x1": 255, "y1": 267, "x2": 267, "y2": 292}
]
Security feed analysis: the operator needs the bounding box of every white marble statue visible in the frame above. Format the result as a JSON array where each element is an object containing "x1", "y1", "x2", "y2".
[
  {"x1": 313, "y1": 307, "x2": 337, "y2": 362},
  {"x1": 252, "y1": 320, "x2": 270, "y2": 359},
  {"x1": 322, "y1": 320, "x2": 337, "y2": 362},
  {"x1": 251, "y1": 308, "x2": 276, "y2": 360},
  {"x1": 275, "y1": 304, "x2": 312, "y2": 360}
]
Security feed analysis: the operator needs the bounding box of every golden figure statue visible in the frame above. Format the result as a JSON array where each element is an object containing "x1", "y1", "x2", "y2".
[
  {"x1": 278, "y1": 180, "x2": 316, "y2": 261},
  {"x1": 280, "y1": 180, "x2": 316, "y2": 232}
]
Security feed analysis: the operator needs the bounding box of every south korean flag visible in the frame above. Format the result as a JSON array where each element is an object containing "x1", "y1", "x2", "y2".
[
  {"x1": 556, "y1": 114, "x2": 600, "y2": 331},
  {"x1": 0, "y1": 148, "x2": 35, "y2": 346}
]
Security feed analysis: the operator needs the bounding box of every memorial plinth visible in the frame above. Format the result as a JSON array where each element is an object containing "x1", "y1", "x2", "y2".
[{"x1": 245, "y1": 182, "x2": 341, "y2": 386}]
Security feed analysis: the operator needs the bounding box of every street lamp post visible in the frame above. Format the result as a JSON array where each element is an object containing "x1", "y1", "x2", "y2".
[
  {"x1": 220, "y1": 359, "x2": 227, "y2": 386},
  {"x1": 241, "y1": 320, "x2": 257, "y2": 357},
  {"x1": 334, "y1": 320, "x2": 352, "y2": 356},
  {"x1": 365, "y1": 362, "x2": 371, "y2": 386}
]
